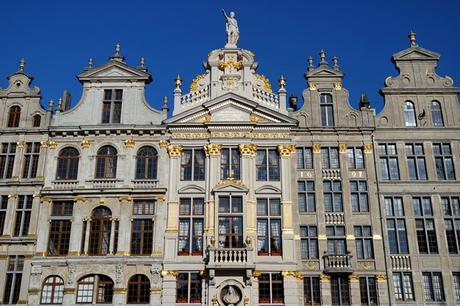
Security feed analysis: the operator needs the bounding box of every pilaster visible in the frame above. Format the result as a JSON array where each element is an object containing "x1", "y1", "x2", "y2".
[{"x1": 35, "y1": 198, "x2": 51, "y2": 255}]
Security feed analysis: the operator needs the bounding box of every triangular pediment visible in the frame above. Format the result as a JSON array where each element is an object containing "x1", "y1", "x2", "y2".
[
  {"x1": 212, "y1": 180, "x2": 249, "y2": 193},
  {"x1": 165, "y1": 93, "x2": 297, "y2": 125},
  {"x1": 306, "y1": 66, "x2": 344, "y2": 78},
  {"x1": 393, "y1": 46, "x2": 440, "y2": 61},
  {"x1": 78, "y1": 60, "x2": 151, "y2": 83}
]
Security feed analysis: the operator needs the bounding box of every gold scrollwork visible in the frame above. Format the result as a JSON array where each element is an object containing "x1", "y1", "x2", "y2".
[
  {"x1": 48, "y1": 141, "x2": 57, "y2": 149},
  {"x1": 154, "y1": 195, "x2": 167, "y2": 202},
  {"x1": 16, "y1": 141, "x2": 25, "y2": 148},
  {"x1": 161, "y1": 270, "x2": 178, "y2": 277},
  {"x1": 277, "y1": 144, "x2": 296, "y2": 157},
  {"x1": 40, "y1": 140, "x2": 49, "y2": 148},
  {"x1": 249, "y1": 114, "x2": 259, "y2": 122},
  {"x1": 309, "y1": 82, "x2": 317, "y2": 90},
  {"x1": 376, "y1": 274, "x2": 387, "y2": 281},
  {"x1": 80, "y1": 140, "x2": 92, "y2": 148},
  {"x1": 204, "y1": 144, "x2": 222, "y2": 156},
  {"x1": 255, "y1": 74, "x2": 272, "y2": 92},
  {"x1": 349, "y1": 274, "x2": 360, "y2": 281},
  {"x1": 252, "y1": 271, "x2": 262, "y2": 278},
  {"x1": 124, "y1": 139, "x2": 136, "y2": 148},
  {"x1": 159, "y1": 139, "x2": 169, "y2": 148},
  {"x1": 282, "y1": 271, "x2": 303, "y2": 280},
  {"x1": 167, "y1": 145, "x2": 182, "y2": 157},
  {"x1": 218, "y1": 60, "x2": 243, "y2": 71},
  {"x1": 118, "y1": 195, "x2": 132, "y2": 202},
  {"x1": 190, "y1": 73, "x2": 206, "y2": 92},
  {"x1": 319, "y1": 274, "x2": 331, "y2": 281},
  {"x1": 334, "y1": 82, "x2": 342, "y2": 90},
  {"x1": 239, "y1": 144, "x2": 257, "y2": 157}
]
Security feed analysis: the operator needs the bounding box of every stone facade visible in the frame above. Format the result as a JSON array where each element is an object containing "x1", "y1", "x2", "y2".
[{"x1": 0, "y1": 29, "x2": 459, "y2": 306}]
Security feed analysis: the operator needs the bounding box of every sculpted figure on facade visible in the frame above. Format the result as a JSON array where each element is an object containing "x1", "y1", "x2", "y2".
[{"x1": 222, "y1": 9, "x2": 239, "y2": 48}]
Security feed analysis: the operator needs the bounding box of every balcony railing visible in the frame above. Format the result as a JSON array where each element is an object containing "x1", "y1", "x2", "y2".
[
  {"x1": 390, "y1": 255, "x2": 411, "y2": 270},
  {"x1": 325, "y1": 212, "x2": 345, "y2": 225},
  {"x1": 52, "y1": 180, "x2": 79, "y2": 190},
  {"x1": 323, "y1": 254, "x2": 352, "y2": 272},
  {"x1": 87, "y1": 179, "x2": 119, "y2": 189},
  {"x1": 131, "y1": 179, "x2": 159, "y2": 189},
  {"x1": 207, "y1": 247, "x2": 253, "y2": 267},
  {"x1": 322, "y1": 169, "x2": 341, "y2": 180}
]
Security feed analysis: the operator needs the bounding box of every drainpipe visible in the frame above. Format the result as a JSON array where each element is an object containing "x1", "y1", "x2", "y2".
[{"x1": 372, "y1": 134, "x2": 393, "y2": 306}]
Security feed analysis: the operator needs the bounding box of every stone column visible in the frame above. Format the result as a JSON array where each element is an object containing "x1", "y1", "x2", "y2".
[
  {"x1": 161, "y1": 271, "x2": 178, "y2": 305},
  {"x1": 349, "y1": 274, "x2": 361, "y2": 305},
  {"x1": 83, "y1": 219, "x2": 91, "y2": 255},
  {"x1": 282, "y1": 272, "x2": 302, "y2": 305},
  {"x1": 117, "y1": 196, "x2": 132, "y2": 256},
  {"x1": 68, "y1": 198, "x2": 85, "y2": 255},
  {"x1": 204, "y1": 144, "x2": 222, "y2": 245},
  {"x1": 278, "y1": 144, "x2": 296, "y2": 261},
  {"x1": 2, "y1": 194, "x2": 17, "y2": 236},
  {"x1": 164, "y1": 145, "x2": 182, "y2": 260},
  {"x1": 376, "y1": 274, "x2": 390, "y2": 305},
  {"x1": 320, "y1": 274, "x2": 332, "y2": 305},
  {"x1": 35, "y1": 197, "x2": 51, "y2": 255},
  {"x1": 62, "y1": 288, "x2": 76, "y2": 305},
  {"x1": 113, "y1": 288, "x2": 127, "y2": 305},
  {"x1": 109, "y1": 218, "x2": 116, "y2": 255},
  {"x1": 28, "y1": 194, "x2": 41, "y2": 237}
]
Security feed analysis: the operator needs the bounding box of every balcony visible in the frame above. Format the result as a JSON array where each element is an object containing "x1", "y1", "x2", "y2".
[
  {"x1": 390, "y1": 255, "x2": 411, "y2": 270},
  {"x1": 87, "y1": 179, "x2": 119, "y2": 189},
  {"x1": 131, "y1": 179, "x2": 159, "y2": 189},
  {"x1": 323, "y1": 254, "x2": 353, "y2": 273},
  {"x1": 325, "y1": 212, "x2": 345, "y2": 225},
  {"x1": 322, "y1": 169, "x2": 341, "y2": 180},
  {"x1": 52, "y1": 180, "x2": 79, "y2": 190},
  {"x1": 207, "y1": 247, "x2": 254, "y2": 268}
]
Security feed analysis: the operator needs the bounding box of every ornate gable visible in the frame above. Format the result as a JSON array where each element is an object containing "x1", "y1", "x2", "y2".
[{"x1": 78, "y1": 60, "x2": 152, "y2": 83}]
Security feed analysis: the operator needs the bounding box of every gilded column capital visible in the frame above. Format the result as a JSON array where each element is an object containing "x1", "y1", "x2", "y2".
[
  {"x1": 363, "y1": 143, "x2": 373, "y2": 154},
  {"x1": 239, "y1": 144, "x2": 257, "y2": 157},
  {"x1": 204, "y1": 144, "x2": 222, "y2": 156},
  {"x1": 349, "y1": 274, "x2": 360, "y2": 281},
  {"x1": 123, "y1": 139, "x2": 135, "y2": 148},
  {"x1": 376, "y1": 274, "x2": 387, "y2": 281},
  {"x1": 277, "y1": 144, "x2": 296, "y2": 157},
  {"x1": 319, "y1": 274, "x2": 331, "y2": 281},
  {"x1": 312, "y1": 144, "x2": 321, "y2": 153},
  {"x1": 161, "y1": 270, "x2": 178, "y2": 277},
  {"x1": 167, "y1": 145, "x2": 182, "y2": 157},
  {"x1": 80, "y1": 140, "x2": 92, "y2": 148},
  {"x1": 281, "y1": 271, "x2": 303, "y2": 280},
  {"x1": 159, "y1": 139, "x2": 169, "y2": 149},
  {"x1": 339, "y1": 144, "x2": 347, "y2": 153}
]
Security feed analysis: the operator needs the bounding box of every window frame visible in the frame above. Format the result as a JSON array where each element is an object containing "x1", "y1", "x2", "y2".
[
  {"x1": 259, "y1": 273, "x2": 284, "y2": 304},
  {"x1": 135, "y1": 146, "x2": 158, "y2": 180},
  {"x1": 300, "y1": 225, "x2": 318, "y2": 260},
  {"x1": 101, "y1": 89, "x2": 123, "y2": 124},
  {"x1": 413, "y1": 197, "x2": 438, "y2": 254},
  {"x1": 378, "y1": 143, "x2": 399, "y2": 180},
  {"x1": 256, "y1": 148, "x2": 280, "y2": 181},
  {"x1": 220, "y1": 147, "x2": 241, "y2": 180},
  {"x1": 320, "y1": 93, "x2": 334, "y2": 127},
  {"x1": 47, "y1": 201, "x2": 73, "y2": 256},
  {"x1": 176, "y1": 272, "x2": 202, "y2": 304},
  {"x1": 127, "y1": 274, "x2": 150, "y2": 304},
  {"x1": 347, "y1": 147, "x2": 365, "y2": 169},
  {"x1": 442, "y1": 196, "x2": 460, "y2": 253},
  {"x1": 95, "y1": 145, "x2": 118, "y2": 179},
  {"x1": 330, "y1": 275, "x2": 350, "y2": 305},
  {"x1": 178, "y1": 198, "x2": 204, "y2": 256},
  {"x1": 354, "y1": 225, "x2": 374, "y2": 259},
  {"x1": 180, "y1": 148, "x2": 205, "y2": 181},
  {"x1": 303, "y1": 276, "x2": 320, "y2": 305},
  {"x1": 76, "y1": 274, "x2": 114, "y2": 304},
  {"x1": 404, "y1": 101, "x2": 417, "y2": 127},
  {"x1": 87, "y1": 206, "x2": 112, "y2": 256},
  {"x1": 56, "y1": 147, "x2": 80, "y2": 180},
  {"x1": 431, "y1": 100, "x2": 444, "y2": 127},
  {"x1": 405, "y1": 143, "x2": 427, "y2": 180},
  {"x1": 0, "y1": 195, "x2": 8, "y2": 235},
  {"x1": 40, "y1": 275, "x2": 64, "y2": 304},
  {"x1": 217, "y1": 195, "x2": 244, "y2": 248},
  {"x1": 321, "y1": 147, "x2": 340, "y2": 169},
  {"x1": 298, "y1": 180, "x2": 316, "y2": 213},
  {"x1": 323, "y1": 180, "x2": 343, "y2": 212},
  {"x1": 392, "y1": 272, "x2": 414, "y2": 301},
  {"x1": 350, "y1": 180, "x2": 368, "y2": 213},
  {"x1": 130, "y1": 200, "x2": 155, "y2": 255},
  {"x1": 13, "y1": 195, "x2": 33, "y2": 237},
  {"x1": 0, "y1": 142, "x2": 17, "y2": 179},
  {"x1": 422, "y1": 272, "x2": 445, "y2": 302},
  {"x1": 8, "y1": 105, "x2": 21, "y2": 127},
  {"x1": 297, "y1": 147, "x2": 313, "y2": 169},
  {"x1": 256, "y1": 198, "x2": 282, "y2": 256},
  {"x1": 433, "y1": 143, "x2": 455, "y2": 180},
  {"x1": 3, "y1": 255, "x2": 24, "y2": 305},
  {"x1": 22, "y1": 142, "x2": 40, "y2": 179}
]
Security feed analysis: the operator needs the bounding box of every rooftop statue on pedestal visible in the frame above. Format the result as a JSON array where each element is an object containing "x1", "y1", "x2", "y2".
[{"x1": 222, "y1": 9, "x2": 239, "y2": 48}]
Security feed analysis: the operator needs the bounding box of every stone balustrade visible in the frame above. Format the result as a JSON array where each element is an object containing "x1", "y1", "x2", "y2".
[
  {"x1": 390, "y1": 255, "x2": 411, "y2": 270},
  {"x1": 181, "y1": 86, "x2": 210, "y2": 105},
  {"x1": 87, "y1": 179, "x2": 119, "y2": 189},
  {"x1": 51, "y1": 180, "x2": 79, "y2": 190},
  {"x1": 252, "y1": 87, "x2": 279, "y2": 108},
  {"x1": 325, "y1": 212, "x2": 345, "y2": 225},
  {"x1": 131, "y1": 179, "x2": 159, "y2": 189},
  {"x1": 322, "y1": 169, "x2": 341, "y2": 180},
  {"x1": 323, "y1": 254, "x2": 352, "y2": 272},
  {"x1": 208, "y1": 247, "x2": 254, "y2": 267}
]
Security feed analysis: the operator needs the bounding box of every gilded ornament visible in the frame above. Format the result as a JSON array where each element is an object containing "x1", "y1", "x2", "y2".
[
  {"x1": 161, "y1": 270, "x2": 178, "y2": 277},
  {"x1": 99, "y1": 197, "x2": 105, "y2": 204},
  {"x1": 306, "y1": 261, "x2": 318, "y2": 270},
  {"x1": 252, "y1": 271, "x2": 261, "y2": 278},
  {"x1": 334, "y1": 82, "x2": 342, "y2": 90},
  {"x1": 239, "y1": 144, "x2": 257, "y2": 157},
  {"x1": 249, "y1": 114, "x2": 259, "y2": 122},
  {"x1": 255, "y1": 74, "x2": 272, "y2": 92},
  {"x1": 363, "y1": 143, "x2": 373, "y2": 154},
  {"x1": 124, "y1": 139, "x2": 136, "y2": 148},
  {"x1": 159, "y1": 139, "x2": 169, "y2": 148},
  {"x1": 282, "y1": 271, "x2": 303, "y2": 280},
  {"x1": 312, "y1": 144, "x2": 321, "y2": 153},
  {"x1": 40, "y1": 140, "x2": 49, "y2": 148},
  {"x1": 48, "y1": 141, "x2": 57, "y2": 149},
  {"x1": 154, "y1": 195, "x2": 167, "y2": 202},
  {"x1": 319, "y1": 274, "x2": 331, "y2": 281},
  {"x1": 118, "y1": 195, "x2": 132, "y2": 202},
  {"x1": 309, "y1": 82, "x2": 317, "y2": 90},
  {"x1": 167, "y1": 145, "x2": 182, "y2": 157},
  {"x1": 80, "y1": 140, "x2": 92, "y2": 148},
  {"x1": 376, "y1": 274, "x2": 387, "y2": 281},
  {"x1": 16, "y1": 141, "x2": 25, "y2": 148},
  {"x1": 218, "y1": 60, "x2": 243, "y2": 71},
  {"x1": 243, "y1": 296, "x2": 249, "y2": 306},
  {"x1": 349, "y1": 274, "x2": 360, "y2": 281},
  {"x1": 339, "y1": 143, "x2": 347, "y2": 153},
  {"x1": 277, "y1": 144, "x2": 296, "y2": 156},
  {"x1": 204, "y1": 144, "x2": 222, "y2": 156},
  {"x1": 190, "y1": 73, "x2": 206, "y2": 92}
]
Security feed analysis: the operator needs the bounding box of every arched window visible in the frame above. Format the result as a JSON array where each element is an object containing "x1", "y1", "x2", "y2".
[
  {"x1": 320, "y1": 94, "x2": 334, "y2": 127},
  {"x1": 88, "y1": 206, "x2": 112, "y2": 256},
  {"x1": 76, "y1": 274, "x2": 113, "y2": 304},
  {"x1": 135, "y1": 146, "x2": 158, "y2": 179},
  {"x1": 404, "y1": 101, "x2": 417, "y2": 127},
  {"x1": 127, "y1": 274, "x2": 150, "y2": 304},
  {"x1": 56, "y1": 147, "x2": 79, "y2": 180},
  {"x1": 431, "y1": 100, "x2": 444, "y2": 127},
  {"x1": 8, "y1": 106, "x2": 21, "y2": 127},
  {"x1": 41, "y1": 275, "x2": 64, "y2": 304},
  {"x1": 95, "y1": 145, "x2": 117, "y2": 178},
  {"x1": 33, "y1": 114, "x2": 41, "y2": 127}
]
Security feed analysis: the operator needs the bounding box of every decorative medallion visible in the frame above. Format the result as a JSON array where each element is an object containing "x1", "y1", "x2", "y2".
[
  {"x1": 221, "y1": 285, "x2": 242, "y2": 306},
  {"x1": 190, "y1": 73, "x2": 207, "y2": 92}
]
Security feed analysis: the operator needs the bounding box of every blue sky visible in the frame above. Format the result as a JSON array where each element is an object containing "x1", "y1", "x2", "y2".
[{"x1": 1, "y1": 0, "x2": 459, "y2": 113}]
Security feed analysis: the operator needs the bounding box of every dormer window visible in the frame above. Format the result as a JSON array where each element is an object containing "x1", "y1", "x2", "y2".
[
  {"x1": 431, "y1": 101, "x2": 444, "y2": 127},
  {"x1": 320, "y1": 94, "x2": 334, "y2": 127},
  {"x1": 8, "y1": 106, "x2": 21, "y2": 127},
  {"x1": 404, "y1": 101, "x2": 417, "y2": 127},
  {"x1": 32, "y1": 114, "x2": 41, "y2": 127},
  {"x1": 102, "y1": 89, "x2": 122, "y2": 124}
]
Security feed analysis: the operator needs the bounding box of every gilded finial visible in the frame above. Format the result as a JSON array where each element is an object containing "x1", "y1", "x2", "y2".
[
  {"x1": 332, "y1": 56, "x2": 339, "y2": 70},
  {"x1": 408, "y1": 31, "x2": 417, "y2": 46},
  {"x1": 19, "y1": 58, "x2": 25, "y2": 72},
  {"x1": 175, "y1": 75, "x2": 182, "y2": 90},
  {"x1": 278, "y1": 75, "x2": 286, "y2": 90},
  {"x1": 308, "y1": 56, "x2": 313, "y2": 70},
  {"x1": 319, "y1": 50, "x2": 327, "y2": 65}
]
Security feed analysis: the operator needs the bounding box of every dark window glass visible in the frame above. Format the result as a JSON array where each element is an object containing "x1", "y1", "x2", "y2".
[
  {"x1": 127, "y1": 274, "x2": 150, "y2": 304},
  {"x1": 0, "y1": 143, "x2": 17, "y2": 179},
  {"x1": 88, "y1": 206, "x2": 112, "y2": 256},
  {"x1": 323, "y1": 180, "x2": 343, "y2": 212},
  {"x1": 331, "y1": 275, "x2": 350, "y2": 305},
  {"x1": 422, "y1": 272, "x2": 445, "y2": 302},
  {"x1": 405, "y1": 144, "x2": 427, "y2": 180},
  {"x1": 379, "y1": 143, "x2": 399, "y2": 180},
  {"x1": 95, "y1": 146, "x2": 117, "y2": 179},
  {"x1": 178, "y1": 198, "x2": 204, "y2": 255},
  {"x1": 431, "y1": 101, "x2": 444, "y2": 127},
  {"x1": 33, "y1": 114, "x2": 41, "y2": 127},
  {"x1": 221, "y1": 148, "x2": 241, "y2": 179},
  {"x1": 0, "y1": 195, "x2": 8, "y2": 235},
  {"x1": 8, "y1": 106, "x2": 21, "y2": 127},
  {"x1": 347, "y1": 147, "x2": 364, "y2": 169},
  {"x1": 300, "y1": 225, "x2": 318, "y2": 259},
  {"x1": 350, "y1": 180, "x2": 368, "y2": 212},
  {"x1": 257, "y1": 198, "x2": 282, "y2": 256},
  {"x1": 14, "y1": 195, "x2": 32, "y2": 236},
  {"x1": 303, "y1": 276, "x2": 320, "y2": 305},
  {"x1": 433, "y1": 143, "x2": 455, "y2": 180},
  {"x1": 22, "y1": 142, "x2": 40, "y2": 178},
  {"x1": 321, "y1": 147, "x2": 339, "y2": 169},
  {"x1": 101, "y1": 89, "x2": 122, "y2": 123},
  {"x1": 259, "y1": 273, "x2": 284, "y2": 304},
  {"x1": 3, "y1": 256, "x2": 24, "y2": 305},
  {"x1": 297, "y1": 147, "x2": 313, "y2": 169},
  {"x1": 298, "y1": 180, "x2": 315, "y2": 213},
  {"x1": 354, "y1": 226, "x2": 374, "y2": 259},
  {"x1": 56, "y1": 147, "x2": 79, "y2": 180},
  {"x1": 360, "y1": 277, "x2": 378, "y2": 306},
  {"x1": 135, "y1": 146, "x2": 158, "y2": 179},
  {"x1": 176, "y1": 273, "x2": 202, "y2": 303},
  {"x1": 218, "y1": 196, "x2": 243, "y2": 248},
  {"x1": 180, "y1": 149, "x2": 205, "y2": 181},
  {"x1": 320, "y1": 94, "x2": 334, "y2": 127},
  {"x1": 256, "y1": 149, "x2": 280, "y2": 181}
]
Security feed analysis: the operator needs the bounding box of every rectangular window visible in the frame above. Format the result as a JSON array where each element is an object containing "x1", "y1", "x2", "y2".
[
  {"x1": 405, "y1": 144, "x2": 427, "y2": 180},
  {"x1": 176, "y1": 272, "x2": 202, "y2": 304},
  {"x1": 378, "y1": 143, "x2": 399, "y2": 180},
  {"x1": 218, "y1": 196, "x2": 243, "y2": 248},
  {"x1": 321, "y1": 147, "x2": 339, "y2": 169},
  {"x1": 101, "y1": 89, "x2": 122, "y2": 123},
  {"x1": 393, "y1": 272, "x2": 414, "y2": 301},
  {"x1": 347, "y1": 147, "x2": 364, "y2": 169},
  {"x1": 433, "y1": 143, "x2": 455, "y2": 180},
  {"x1": 320, "y1": 94, "x2": 334, "y2": 127},
  {"x1": 385, "y1": 197, "x2": 408, "y2": 254},
  {"x1": 297, "y1": 147, "x2": 313, "y2": 169},
  {"x1": 180, "y1": 149, "x2": 205, "y2": 181},
  {"x1": 453, "y1": 272, "x2": 460, "y2": 301},
  {"x1": 350, "y1": 180, "x2": 368, "y2": 212},
  {"x1": 256, "y1": 149, "x2": 280, "y2": 181},
  {"x1": 413, "y1": 197, "x2": 438, "y2": 254},
  {"x1": 257, "y1": 198, "x2": 282, "y2": 256},
  {"x1": 259, "y1": 273, "x2": 284, "y2": 304},
  {"x1": 354, "y1": 226, "x2": 374, "y2": 259},
  {"x1": 331, "y1": 275, "x2": 350, "y2": 305},
  {"x1": 13, "y1": 195, "x2": 32, "y2": 237},
  {"x1": 178, "y1": 198, "x2": 204, "y2": 255},
  {"x1": 422, "y1": 272, "x2": 445, "y2": 302},
  {"x1": 359, "y1": 276, "x2": 378, "y2": 306},
  {"x1": 22, "y1": 142, "x2": 40, "y2": 178},
  {"x1": 442, "y1": 196, "x2": 460, "y2": 253},
  {"x1": 300, "y1": 226, "x2": 318, "y2": 259},
  {"x1": 0, "y1": 143, "x2": 16, "y2": 179},
  {"x1": 3, "y1": 255, "x2": 24, "y2": 305},
  {"x1": 48, "y1": 201, "x2": 73, "y2": 256},
  {"x1": 221, "y1": 148, "x2": 241, "y2": 179},
  {"x1": 326, "y1": 226, "x2": 346, "y2": 255},
  {"x1": 303, "y1": 276, "x2": 320, "y2": 305},
  {"x1": 323, "y1": 180, "x2": 343, "y2": 212},
  {"x1": 298, "y1": 181, "x2": 315, "y2": 213},
  {"x1": 0, "y1": 195, "x2": 8, "y2": 235},
  {"x1": 131, "y1": 200, "x2": 155, "y2": 255}
]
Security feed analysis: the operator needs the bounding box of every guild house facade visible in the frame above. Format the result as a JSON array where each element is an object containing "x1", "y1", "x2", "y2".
[{"x1": 0, "y1": 13, "x2": 459, "y2": 306}]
